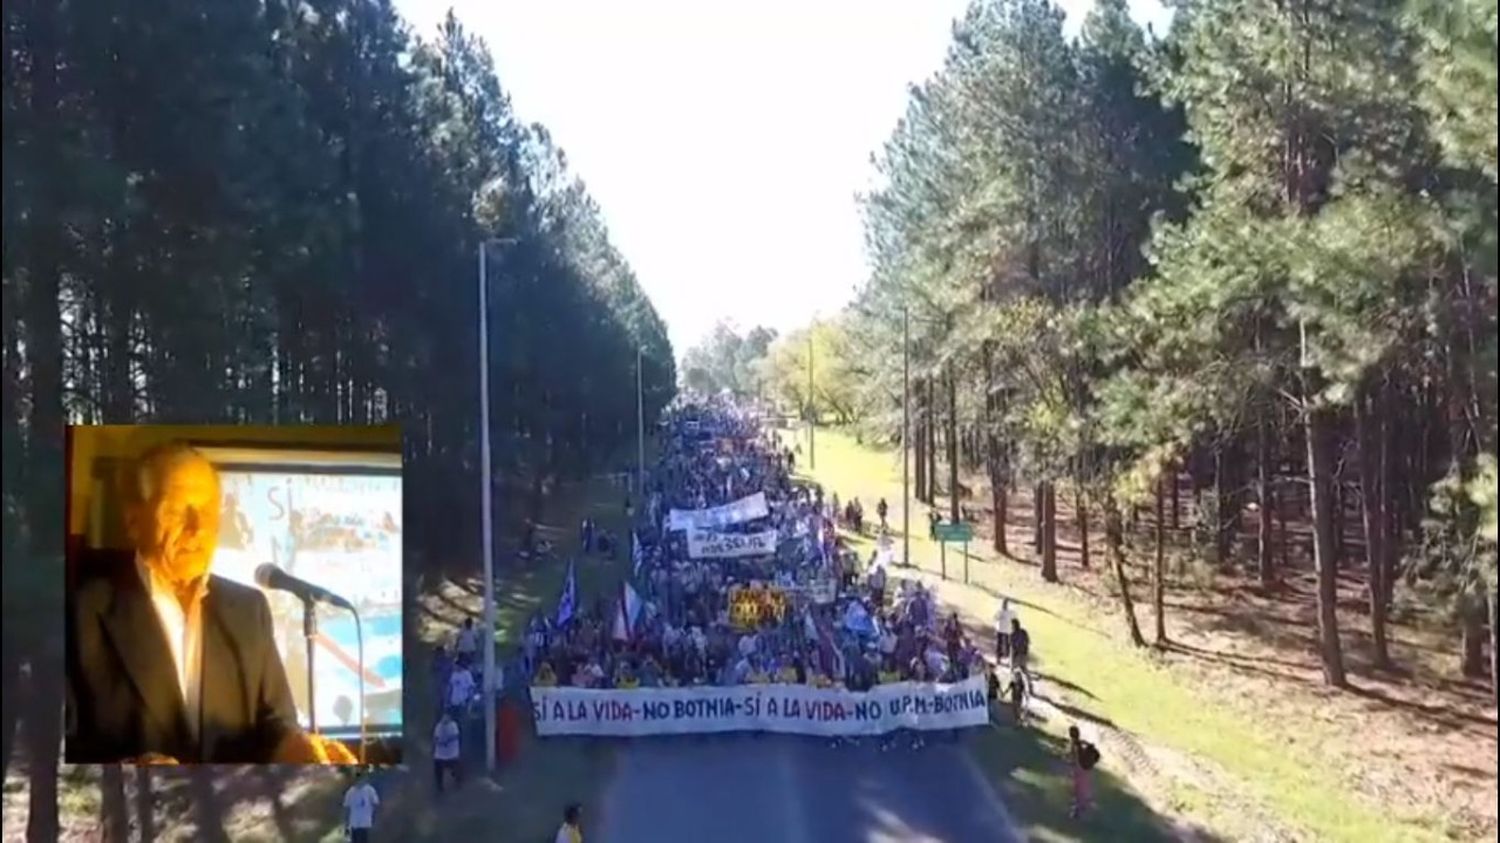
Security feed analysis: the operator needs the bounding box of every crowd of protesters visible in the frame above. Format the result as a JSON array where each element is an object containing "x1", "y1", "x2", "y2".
[{"x1": 519, "y1": 401, "x2": 996, "y2": 744}]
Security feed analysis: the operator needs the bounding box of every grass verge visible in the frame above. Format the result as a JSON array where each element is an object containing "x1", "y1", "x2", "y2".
[{"x1": 793, "y1": 425, "x2": 1464, "y2": 843}]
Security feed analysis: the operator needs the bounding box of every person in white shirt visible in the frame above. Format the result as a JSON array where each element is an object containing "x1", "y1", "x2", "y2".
[
  {"x1": 455, "y1": 618, "x2": 480, "y2": 668},
  {"x1": 343, "y1": 772, "x2": 380, "y2": 843},
  {"x1": 432, "y1": 711, "x2": 462, "y2": 794},
  {"x1": 447, "y1": 664, "x2": 476, "y2": 716},
  {"x1": 994, "y1": 598, "x2": 1016, "y2": 660},
  {"x1": 738, "y1": 632, "x2": 758, "y2": 659}
]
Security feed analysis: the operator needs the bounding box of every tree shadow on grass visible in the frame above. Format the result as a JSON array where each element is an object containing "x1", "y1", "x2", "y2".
[
  {"x1": 135, "y1": 766, "x2": 158, "y2": 842},
  {"x1": 181, "y1": 765, "x2": 232, "y2": 843},
  {"x1": 1034, "y1": 670, "x2": 1099, "y2": 702}
]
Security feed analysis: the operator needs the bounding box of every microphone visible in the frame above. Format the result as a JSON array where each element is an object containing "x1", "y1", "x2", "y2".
[{"x1": 254, "y1": 564, "x2": 354, "y2": 610}]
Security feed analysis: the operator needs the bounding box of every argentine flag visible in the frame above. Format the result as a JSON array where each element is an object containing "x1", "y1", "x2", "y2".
[{"x1": 556, "y1": 560, "x2": 577, "y2": 627}]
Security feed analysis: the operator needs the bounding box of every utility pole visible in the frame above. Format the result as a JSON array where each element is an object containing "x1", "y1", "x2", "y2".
[
  {"x1": 808, "y1": 329, "x2": 816, "y2": 471},
  {"x1": 476, "y1": 241, "x2": 497, "y2": 774},
  {"x1": 902, "y1": 305, "x2": 910, "y2": 568}
]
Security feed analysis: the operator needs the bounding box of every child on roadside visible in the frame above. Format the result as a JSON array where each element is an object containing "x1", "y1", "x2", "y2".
[{"x1": 1068, "y1": 725, "x2": 1100, "y2": 819}]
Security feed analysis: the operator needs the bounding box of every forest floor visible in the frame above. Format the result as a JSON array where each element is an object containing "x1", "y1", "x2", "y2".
[
  {"x1": 1, "y1": 468, "x2": 633, "y2": 842},
  {"x1": 794, "y1": 425, "x2": 1497, "y2": 843}
]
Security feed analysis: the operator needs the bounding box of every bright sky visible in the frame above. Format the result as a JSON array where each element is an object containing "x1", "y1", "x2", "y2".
[{"x1": 393, "y1": 0, "x2": 1172, "y2": 361}]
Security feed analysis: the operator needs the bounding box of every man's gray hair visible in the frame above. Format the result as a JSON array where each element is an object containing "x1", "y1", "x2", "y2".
[{"x1": 126, "y1": 441, "x2": 216, "y2": 506}]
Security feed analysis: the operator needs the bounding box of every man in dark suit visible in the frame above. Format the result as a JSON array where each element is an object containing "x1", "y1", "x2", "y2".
[{"x1": 65, "y1": 441, "x2": 354, "y2": 764}]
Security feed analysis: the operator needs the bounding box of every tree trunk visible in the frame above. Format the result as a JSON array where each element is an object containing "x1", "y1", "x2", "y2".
[
  {"x1": 1257, "y1": 408, "x2": 1276, "y2": 587},
  {"x1": 135, "y1": 766, "x2": 157, "y2": 842},
  {"x1": 1171, "y1": 462, "x2": 1181, "y2": 530},
  {"x1": 914, "y1": 380, "x2": 928, "y2": 503},
  {"x1": 1355, "y1": 384, "x2": 1392, "y2": 670},
  {"x1": 1040, "y1": 482, "x2": 1058, "y2": 582},
  {"x1": 1214, "y1": 443, "x2": 1238, "y2": 566},
  {"x1": 101, "y1": 764, "x2": 129, "y2": 843},
  {"x1": 1489, "y1": 585, "x2": 1498, "y2": 707},
  {"x1": 1461, "y1": 604, "x2": 1486, "y2": 678},
  {"x1": 1033, "y1": 484, "x2": 1045, "y2": 554},
  {"x1": 983, "y1": 343, "x2": 1007, "y2": 555},
  {"x1": 1155, "y1": 473, "x2": 1167, "y2": 645},
  {"x1": 947, "y1": 370, "x2": 960, "y2": 524},
  {"x1": 1077, "y1": 484, "x2": 1091, "y2": 570},
  {"x1": 1331, "y1": 476, "x2": 1346, "y2": 570},
  {"x1": 22, "y1": 0, "x2": 65, "y2": 835},
  {"x1": 1104, "y1": 495, "x2": 1146, "y2": 647},
  {"x1": 1306, "y1": 404, "x2": 1348, "y2": 688},
  {"x1": 918, "y1": 379, "x2": 930, "y2": 498},
  {"x1": 1377, "y1": 387, "x2": 1398, "y2": 615}
]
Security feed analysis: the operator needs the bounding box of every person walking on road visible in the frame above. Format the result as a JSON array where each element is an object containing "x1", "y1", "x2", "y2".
[
  {"x1": 342, "y1": 770, "x2": 380, "y2": 843},
  {"x1": 432, "y1": 710, "x2": 462, "y2": 794},
  {"x1": 876, "y1": 497, "x2": 889, "y2": 532},
  {"x1": 555, "y1": 803, "x2": 584, "y2": 843}
]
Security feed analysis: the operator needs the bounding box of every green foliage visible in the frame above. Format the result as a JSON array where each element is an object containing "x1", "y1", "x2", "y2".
[
  {"x1": 2, "y1": 0, "x2": 676, "y2": 569},
  {"x1": 759, "y1": 317, "x2": 868, "y2": 426},
  {"x1": 681, "y1": 322, "x2": 776, "y2": 398}
]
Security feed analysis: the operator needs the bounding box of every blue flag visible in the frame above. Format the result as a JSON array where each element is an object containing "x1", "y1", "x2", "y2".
[{"x1": 556, "y1": 560, "x2": 577, "y2": 627}]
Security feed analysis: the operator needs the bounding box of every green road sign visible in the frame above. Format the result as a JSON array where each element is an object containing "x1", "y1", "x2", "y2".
[{"x1": 934, "y1": 522, "x2": 974, "y2": 543}]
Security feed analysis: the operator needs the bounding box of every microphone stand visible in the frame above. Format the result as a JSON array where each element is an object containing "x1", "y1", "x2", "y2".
[
  {"x1": 302, "y1": 597, "x2": 368, "y2": 765},
  {"x1": 301, "y1": 597, "x2": 318, "y2": 735}
]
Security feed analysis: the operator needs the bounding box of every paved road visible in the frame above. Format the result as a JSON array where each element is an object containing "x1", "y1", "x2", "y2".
[{"x1": 596, "y1": 732, "x2": 1021, "y2": 843}]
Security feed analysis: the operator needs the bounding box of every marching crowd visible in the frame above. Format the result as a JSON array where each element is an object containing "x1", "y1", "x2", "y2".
[
  {"x1": 518, "y1": 405, "x2": 999, "y2": 711},
  {"x1": 405, "y1": 396, "x2": 1099, "y2": 837}
]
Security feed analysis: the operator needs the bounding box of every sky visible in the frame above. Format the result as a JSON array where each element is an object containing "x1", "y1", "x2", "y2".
[{"x1": 392, "y1": 0, "x2": 1173, "y2": 362}]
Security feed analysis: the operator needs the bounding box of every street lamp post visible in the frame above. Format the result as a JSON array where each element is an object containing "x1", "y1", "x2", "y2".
[
  {"x1": 637, "y1": 346, "x2": 646, "y2": 496},
  {"x1": 477, "y1": 236, "x2": 516, "y2": 774}
]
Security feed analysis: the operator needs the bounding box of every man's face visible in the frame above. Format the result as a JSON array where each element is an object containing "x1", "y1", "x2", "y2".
[{"x1": 129, "y1": 455, "x2": 222, "y2": 587}]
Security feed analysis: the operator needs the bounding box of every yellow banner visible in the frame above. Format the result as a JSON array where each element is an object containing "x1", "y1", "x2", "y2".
[{"x1": 728, "y1": 583, "x2": 788, "y2": 629}]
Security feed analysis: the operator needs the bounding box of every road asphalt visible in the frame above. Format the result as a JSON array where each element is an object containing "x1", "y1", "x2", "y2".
[{"x1": 595, "y1": 730, "x2": 1021, "y2": 843}]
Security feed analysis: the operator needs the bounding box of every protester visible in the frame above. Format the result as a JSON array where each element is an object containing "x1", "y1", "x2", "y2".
[
  {"x1": 447, "y1": 661, "x2": 476, "y2": 718},
  {"x1": 1010, "y1": 618, "x2": 1031, "y2": 681},
  {"x1": 876, "y1": 497, "x2": 889, "y2": 531},
  {"x1": 556, "y1": 803, "x2": 584, "y2": 843},
  {"x1": 1006, "y1": 668, "x2": 1028, "y2": 726},
  {"x1": 1069, "y1": 725, "x2": 1100, "y2": 819},
  {"x1": 527, "y1": 400, "x2": 989, "y2": 748},
  {"x1": 433, "y1": 711, "x2": 462, "y2": 793},
  {"x1": 342, "y1": 770, "x2": 380, "y2": 843},
  {"x1": 432, "y1": 645, "x2": 453, "y2": 710},
  {"x1": 994, "y1": 598, "x2": 1015, "y2": 660},
  {"x1": 455, "y1": 617, "x2": 479, "y2": 668}
]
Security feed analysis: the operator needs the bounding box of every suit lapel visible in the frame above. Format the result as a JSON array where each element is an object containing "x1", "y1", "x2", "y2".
[
  {"x1": 102, "y1": 575, "x2": 191, "y2": 755},
  {"x1": 199, "y1": 586, "x2": 243, "y2": 760}
]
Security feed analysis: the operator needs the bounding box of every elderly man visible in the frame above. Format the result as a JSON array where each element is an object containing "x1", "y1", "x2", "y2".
[{"x1": 66, "y1": 441, "x2": 355, "y2": 764}]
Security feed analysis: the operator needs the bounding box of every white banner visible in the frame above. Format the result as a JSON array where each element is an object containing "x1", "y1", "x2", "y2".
[
  {"x1": 808, "y1": 575, "x2": 838, "y2": 604},
  {"x1": 687, "y1": 528, "x2": 779, "y2": 559},
  {"x1": 668, "y1": 492, "x2": 769, "y2": 532},
  {"x1": 531, "y1": 676, "x2": 989, "y2": 737}
]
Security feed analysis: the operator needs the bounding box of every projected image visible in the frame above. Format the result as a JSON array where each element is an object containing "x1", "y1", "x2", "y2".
[{"x1": 209, "y1": 465, "x2": 403, "y2": 737}]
